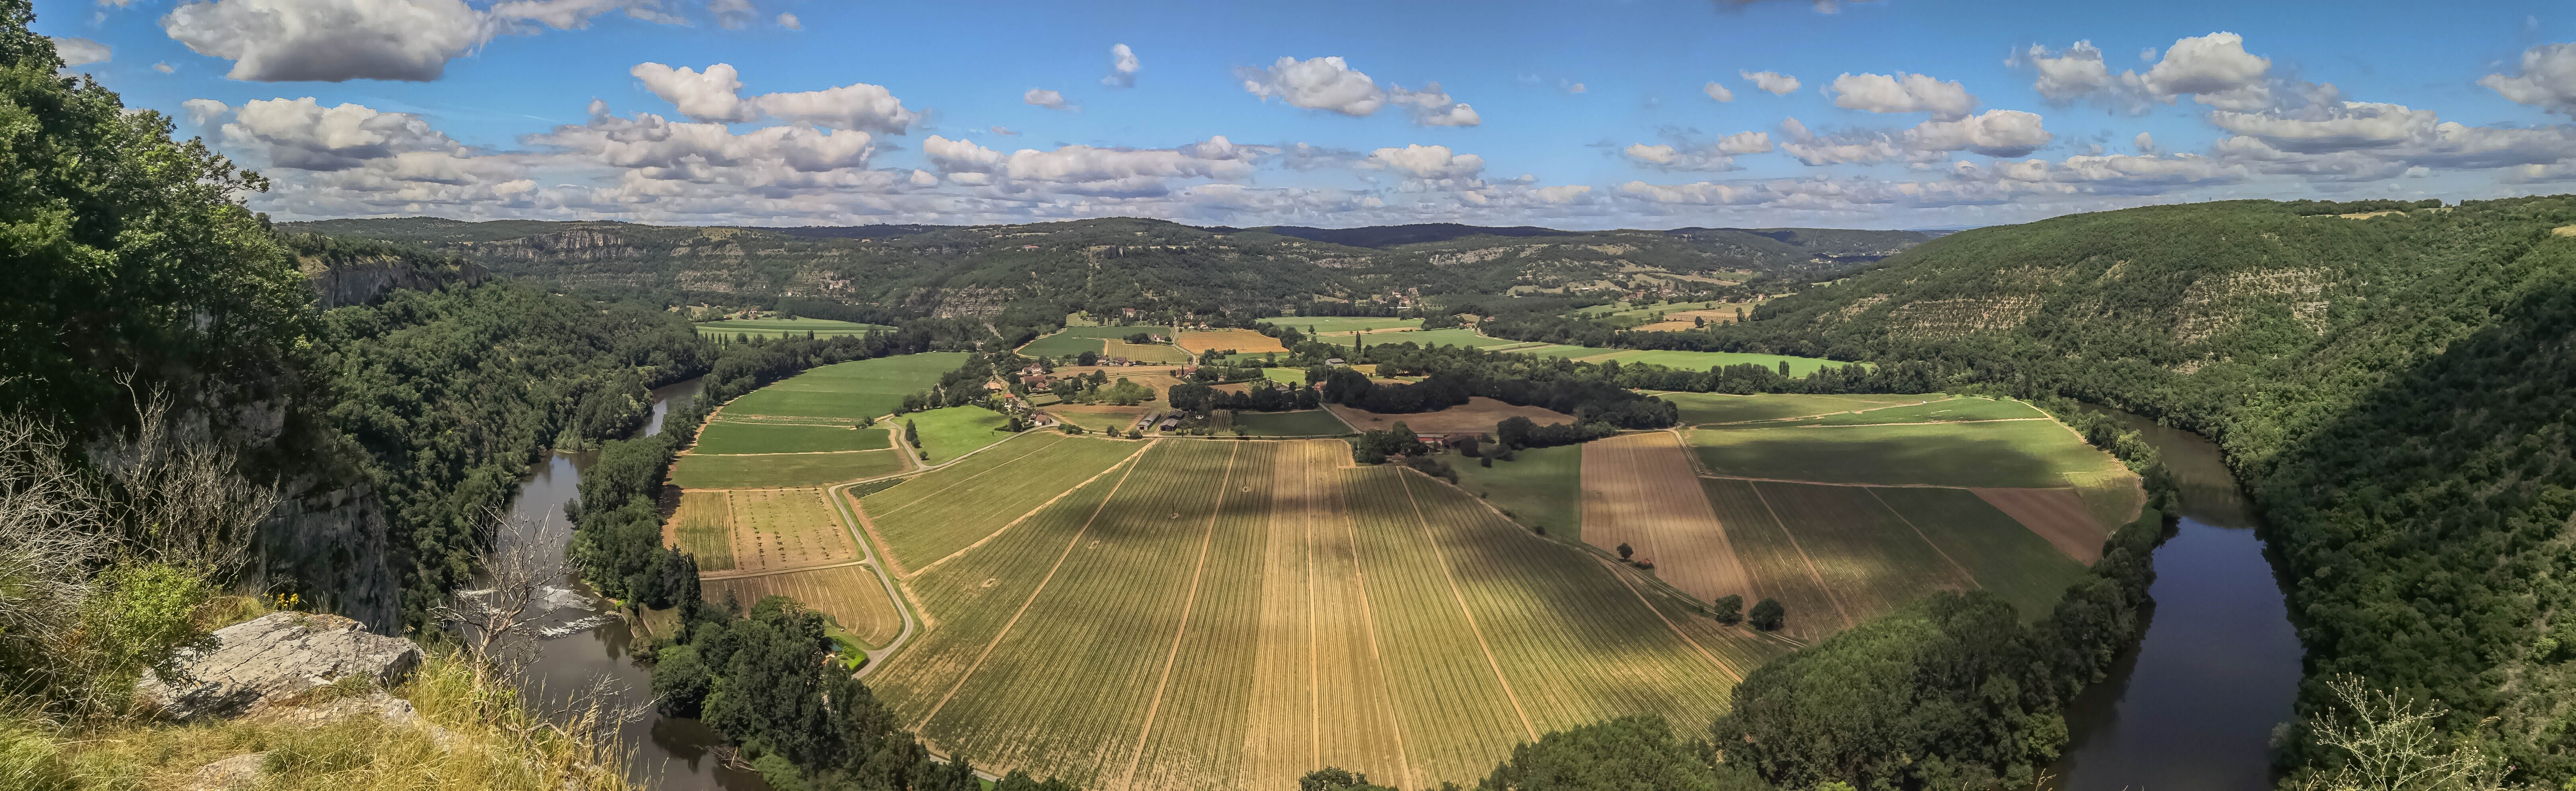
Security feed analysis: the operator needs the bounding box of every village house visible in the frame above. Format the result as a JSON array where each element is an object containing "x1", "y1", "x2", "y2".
[{"x1": 1019, "y1": 375, "x2": 1048, "y2": 388}]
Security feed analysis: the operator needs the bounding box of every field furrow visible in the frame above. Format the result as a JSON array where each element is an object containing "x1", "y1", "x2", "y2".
[
  {"x1": 1752, "y1": 481, "x2": 1965, "y2": 620},
  {"x1": 1580, "y1": 432, "x2": 1754, "y2": 604},
  {"x1": 864, "y1": 434, "x2": 1139, "y2": 569},
  {"x1": 1698, "y1": 478, "x2": 1844, "y2": 639}
]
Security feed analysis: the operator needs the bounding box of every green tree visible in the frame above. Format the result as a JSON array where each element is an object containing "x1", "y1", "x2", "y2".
[
  {"x1": 1617, "y1": 542, "x2": 1634, "y2": 560},
  {"x1": 904, "y1": 419, "x2": 920, "y2": 447},
  {"x1": 1747, "y1": 598, "x2": 1785, "y2": 631},
  {"x1": 1711, "y1": 594, "x2": 1743, "y2": 625}
]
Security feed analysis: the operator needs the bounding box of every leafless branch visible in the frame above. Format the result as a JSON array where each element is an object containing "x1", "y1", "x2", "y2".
[{"x1": 431, "y1": 511, "x2": 570, "y2": 683}]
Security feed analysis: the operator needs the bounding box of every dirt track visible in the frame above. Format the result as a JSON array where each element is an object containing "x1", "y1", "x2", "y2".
[{"x1": 1580, "y1": 433, "x2": 1757, "y2": 605}]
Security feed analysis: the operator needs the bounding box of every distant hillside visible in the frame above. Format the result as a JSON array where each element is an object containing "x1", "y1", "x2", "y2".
[
  {"x1": 1701, "y1": 195, "x2": 2576, "y2": 781},
  {"x1": 278, "y1": 217, "x2": 1929, "y2": 319}
]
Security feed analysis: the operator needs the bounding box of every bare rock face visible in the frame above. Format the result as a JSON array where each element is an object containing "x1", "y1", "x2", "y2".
[{"x1": 139, "y1": 612, "x2": 423, "y2": 720}]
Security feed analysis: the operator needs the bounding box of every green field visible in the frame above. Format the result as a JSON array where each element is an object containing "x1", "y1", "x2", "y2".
[
  {"x1": 1728, "y1": 396, "x2": 2047, "y2": 427},
  {"x1": 694, "y1": 317, "x2": 896, "y2": 338},
  {"x1": 1259, "y1": 368, "x2": 1307, "y2": 385},
  {"x1": 1022, "y1": 325, "x2": 1178, "y2": 358},
  {"x1": 1337, "y1": 328, "x2": 1522, "y2": 350},
  {"x1": 1654, "y1": 392, "x2": 1935, "y2": 425},
  {"x1": 723, "y1": 352, "x2": 971, "y2": 420},
  {"x1": 1492, "y1": 346, "x2": 1848, "y2": 376},
  {"x1": 864, "y1": 440, "x2": 1785, "y2": 790},
  {"x1": 1446, "y1": 444, "x2": 1582, "y2": 537},
  {"x1": 691, "y1": 423, "x2": 890, "y2": 454},
  {"x1": 863, "y1": 434, "x2": 1141, "y2": 568},
  {"x1": 670, "y1": 449, "x2": 907, "y2": 488},
  {"x1": 1866, "y1": 487, "x2": 2092, "y2": 616},
  {"x1": 1229, "y1": 409, "x2": 1351, "y2": 437},
  {"x1": 900, "y1": 406, "x2": 1018, "y2": 462},
  {"x1": 1687, "y1": 419, "x2": 2125, "y2": 488},
  {"x1": 1259, "y1": 316, "x2": 1422, "y2": 333}
]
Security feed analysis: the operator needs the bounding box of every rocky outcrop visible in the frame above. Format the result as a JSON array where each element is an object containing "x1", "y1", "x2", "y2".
[
  {"x1": 139, "y1": 612, "x2": 422, "y2": 721},
  {"x1": 302, "y1": 255, "x2": 489, "y2": 309},
  {"x1": 258, "y1": 480, "x2": 401, "y2": 632}
]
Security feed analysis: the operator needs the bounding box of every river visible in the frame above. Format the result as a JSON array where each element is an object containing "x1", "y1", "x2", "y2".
[
  {"x1": 500, "y1": 377, "x2": 772, "y2": 791},
  {"x1": 2046, "y1": 410, "x2": 2303, "y2": 790}
]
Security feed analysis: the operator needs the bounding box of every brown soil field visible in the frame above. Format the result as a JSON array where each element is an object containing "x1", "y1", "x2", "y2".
[
  {"x1": 704, "y1": 564, "x2": 903, "y2": 647},
  {"x1": 1634, "y1": 309, "x2": 1744, "y2": 332},
  {"x1": 725, "y1": 488, "x2": 862, "y2": 573},
  {"x1": 1103, "y1": 340, "x2": 1191, "y2": 364},
  {"x1": 1971, "y1": 488, "x2": 2107, "y2": 563},
  {"x1": 1323, "y1": 397, "x2": 1577, "y2": 435},
  {"x1": 666, "y1": 490, "x2": 736, "y2": 571},
  {"x1": 1579, "y1": 433, "x2": 1756, "y2": 605},
  {"x1": 1175, "y1": 329, "x2": 1288, "y2": 355}
]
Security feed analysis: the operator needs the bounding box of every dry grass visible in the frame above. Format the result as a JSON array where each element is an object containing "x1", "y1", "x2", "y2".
[
  {"x1": 706, "y1": 565, "x2": 903, "y2": 648},
  {"x1": 1580, "y1": 433, "x2": 1755, "y2": 605},
  {"x1": 1322, "y1": 397, "x2": 1576, "y2": 435},
  {"x1": 1174, "y1": 330, "x2": 1288, "y2": 355},
  {"x1": 6, "y1": 651, "x2": 628, "y2": 791},
  {"x1": 724, "y1": 488, "x2": 860, "y2": 574},
  {"x1": 666, "y1": 490, "x2": 735, "y2": 571}
]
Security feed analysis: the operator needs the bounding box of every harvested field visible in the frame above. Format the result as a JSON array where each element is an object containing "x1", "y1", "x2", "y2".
[
  {"x1": 670, "y1": 449, "x2": 907, "y2": 488},
  {"x1": 1044, "y1": 403, "x2": 1151, "y2": 434},
  {"x1": 1325, "y1": 397, "x2": 1576, "y2": 435},
  {"x1": 1580, "y1": 433, "x2": 1754, "y2": 605},
  {"x1": 1687, "y1": 419, "x2": 2129, "y2": 488},
  {"x1": 1175, "y1": 329, "x2": 1288, "y2": 355},
  {"x1": 862, "y1": 434, "x2": 1143, "y2": 571},
  {"x1": 1230, "y1": 410, "x2": 1351, "y2": 437},
  {"x1": 1102, "y1": 340, "x2": 1190, "y2": 364},
  {"x1": 690, "y1": 423, "x2": 889, "y2": 454},
  {"x1": 1656, "y1": 392, "x2": 1932, "y2": 425},
  {"x1": 1259, "y1": 316, "x2": 1421, "y2": 334},
  {"x1": 864, "y1": 439, "x2": 1783, "y2": 790},
  {"x1": 1972, "y1": 487, "x2": 2111, "y2": 563},
  {"x1": 667, "y1": 490, "x2": 735, "y2": 571},
  {"x1": 704, "y1": 564, "x2": 903, "y2": 648},
  {"x1": 721, "y1": 352, "x2": 969, "y2": 420},
  {"x1": 723, "y1": 488, "x2": 860, "y2": 574}
]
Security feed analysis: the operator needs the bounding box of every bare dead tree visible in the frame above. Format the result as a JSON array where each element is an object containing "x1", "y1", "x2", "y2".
[
  {"x1": 94, "y1": 382, "x2": 279, "y2": 582},
  {"x1": 431, "y1": 511, "x2": 570, "y2": 684},
  {"x1": 0, "y1": 414, "x2": 114, "y2": 671},
  {"x1": 2288, "y1": 675, "x2": 2525, "y2": 791}
]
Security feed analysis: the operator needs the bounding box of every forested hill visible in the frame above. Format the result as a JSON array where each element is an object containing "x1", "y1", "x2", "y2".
[
  {"x1": 278, "y1": 216, "x2": 1926, "y2": 317},
  {"x1": 1701, "y1": 195, "x2": 2576, "y2": 780}
]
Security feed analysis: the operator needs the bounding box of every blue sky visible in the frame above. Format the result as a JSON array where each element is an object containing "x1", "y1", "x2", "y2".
[{"x1": 32, "y1": 0, "x2": 2576, "y2": 229}]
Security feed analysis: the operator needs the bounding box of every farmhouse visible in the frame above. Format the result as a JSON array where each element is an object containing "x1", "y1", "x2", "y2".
[{"x1": 1019, "y1": 375, "x2": 1048, "y2": 387}]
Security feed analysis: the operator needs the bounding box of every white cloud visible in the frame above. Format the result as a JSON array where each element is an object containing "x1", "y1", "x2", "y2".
[
  {"x1": 1623, "y1": 143, "x2": 1740, "y2": 172},
  {"x1": 1716, "y1": 130, "x2": 1772, "y2": 154},
  {"x1": 754, "y1": 81, "x2": 918, "y2": 134},
  {"x1": 216, "y1": 96, "x2": 469, "y2": 170},
  {"x1": 1742, "y1": 70, "x2": 1800, "y2": 95},
  {"x1": 181, "y1": 98, "x2": 232, "y2": 125},
  {"x1": 1103, "y1": 43, "x2": 1138, "y2": 88},
  {"x1": 1702, "y1": 81, "x2": 1734, "y2": 102},
  {"x1": 1565, "y1": 81, "x2": 1586, "y2": 94},
  {"x1": 1237, "y1": 56, "x2": 1384, "y2": 116},
  {"x1": 2143, "y1": 32, "x2": 2270, "y2": 100},
  {"x1": 1025, "y1": 88, "x2": 1074, "y2": 111},
  {"x1": 2135, "y1": 132, "x2": 2156, "y2": 154},
  {"x1": 922, "y1": 134, "x2": 1266, "y2": 196},
  {"x1": 2022, "y1": 33, "x2": 2277, "y2": 113},
  {"x1": 990, "y1": 125, "x2": 1017, "y2": 136},
  {"x1": 2207, "y1": 100, "x2": 2576, "y2": 182},
  {"x1": 776, "y1": 12, "x2": 799, "y2": 30},
  {"x1": 1828, "y1": 72, "x2": 1976, "y2": 118},
  {"x1": 51, "y1": 37, "x2": 109, "y2": 66},
  {"x1": 2025, "y1": 41, "x2": 2112, "y2": 101},
  {"x1": 154, "y1": 61, "x2": 176, "y2": 73},
  {"x1": 1236, "y1": 56, "x2": 1476, "y2": 126},
  {"x1": 1904, "y1": 109, "x2": 2053, "y2": 157},
  {"x1": 632, "y1": 62, "x2": 759, "y2": 123},
  {"x1": 1359, "y1": 144, "x2": 1484, "y2": 186},
  {"x1": 1387, "y1": 82, "x2": 1480, "y2": 126},
  {"x1": 161, "y1": 0, "x2": 683, "y2": 83},
  {"x1": 2208, "y1": 102, "x2": 2435, "y2": 153},
  {"x1": 708, "y1": 0, "x2": 754, "y2": 29},
  {"x1": 2480, "y1": 42, "x2": 2576, "y2": 117}
]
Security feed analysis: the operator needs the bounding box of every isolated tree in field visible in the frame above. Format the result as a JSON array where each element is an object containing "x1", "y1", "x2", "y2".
[
  {"x1": 904, "y1": 419, "x2": 920, "y2": 447},
  {"x1": 1694, "y1": 315, "x2": 1706, "y2": 327},
  {"x1": 1711, "y1": 594, "x2": 1744, "y2": 625},
  {"x1": 1077, "y1": 350, "x2": 1099, "y2": 366},
  {"x1": 1749, "y1": 598, "x2": 1785, "y2": 631},
  {"x1": 1778, "y1": 360, "x2": 1791, "y2": 376},
  {"x1": 1736, "y1": 307, "x2": 1745, "y2": 322},
  {"x1": 1617, "y1": 542, "x2": 1634, "y2": 560}
]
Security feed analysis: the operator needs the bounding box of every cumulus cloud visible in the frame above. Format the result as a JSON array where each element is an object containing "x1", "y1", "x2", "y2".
[
  {"x1": 2024, "y1": 41, "x2": 2111, "y2": 101},
  {"x1": 630, "y1": 62, "x2": 919, "y2": 133},
  {"x1": 2205, "y1": 100, "x2": 2576, "y2": 182},
  {"x1": 1702, "y1": 81, "x2": 1734, "y2": 102},
  {"x1": 51, "y1": 37, "x2": 109, "y2": 66},
  {"x1": 1742, "y1": 70, "x2": 1799, "y2": 95},
  {"x1": 1359, "y1": 144, "x2": 1485, "y2": 187},
  {"x1": 2142, "y1": 32, "x2": 2270, "y2": 104},
  {"x1": 2208, "y1": 101, "x2": 2434, "y2": 153},
  {"x1": 776, "y1": 12, "x2": 799, "y2": 30},
  {"x1": 213, "y1": 96, "x2": 470, "y2": 171},
  {"x1": 537, "y1": 101, "x2": 892, "y2": 187},
  {"x1": 1904, "y1": 109, "x2": 2052, "y2": 157},
  {"x1": 2135, "y1": 132, "x2": 2156, "y2": 154},
  {"x1": 1237, "y1": 56, "x2": 1476, "y2": 125},
  {"x1": 1025, "y1": 88, "x2": 1074, "y2": 111},
  {"x1": 161, "y1": 0, "x2": 685, "y2": 83},
  {"x1": 1103, "y1": 43, "x2": 1138, "y2": 88},
  {"x1": 181, "y1": 98, "x2": 233, "y2": 125},
  {"x1": 708, "y1": 0, "x2": 754, "y2": 29},
  {"x1": 1623, "y1": 143, "x2": 1740, "y2": 172},
  {"x1": 1828, "y1": 72, "x2": 1976, "y2": 118},
  {"x1": 1716, "y1": 131, "x2": 1773, "y2": 154},
  {"x1": 2480, "y1": 42, "x2": 2576, "y2": 117},
  {"x1": 2020, "y1": 32, "x2": 2277, "y2": 113},
  {"x1": 921, "y1": 134, "x2": 1267, "y2": 196}
]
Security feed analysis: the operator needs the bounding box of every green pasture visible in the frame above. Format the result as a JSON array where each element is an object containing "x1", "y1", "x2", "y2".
[
  {"x1": 691, "y1": 423, "x2": 890, "y2": 455},
  {"x1": 1260, "y1": 316, "x2": 1422, "y2": 334},
  {"x1": 1687, "y1": 419, "x2": 2124, "y2": 488},
  {"x1": 694, "y1": 317, "x2": 895, "y2": 338},
  {"x1": 721, "y1": 352, "x2": 970, "y2": 419},
  {"x1": 1446, "y1": 444, "x2": 1582, "y2": 539},
  {"x1": 1654, "y1": 392, "x2": 1938, "y2": 425},
  {"x1": 1229, "y1": 410, "x2": 1353, "y2": 437},
  {"x1": 904, "y1": 406, "x2": 1017, "y2": 462},
  {"x1": 670, "y1": 449, "x2": 907, "y2": 488}
]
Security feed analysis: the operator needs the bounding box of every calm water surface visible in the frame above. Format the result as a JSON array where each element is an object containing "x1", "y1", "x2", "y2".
[
  {"x1": 501, "y1": 377, "x2": 768, "y2": 791},
  {"x1": 2047, "y1": 410, "x2": 2302, "y2": 790}
]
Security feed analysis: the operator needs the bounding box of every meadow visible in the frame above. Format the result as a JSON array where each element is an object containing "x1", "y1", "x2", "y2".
[
  {"x1": 1654, "y1": 392, "x2": 1935, "y2": 425},
  {"x1": 1446, "y1": 443, "x2": 1581, "y2": 537},
  {"x1": 861, "y1": 440, "x2": 1787, "y2": 790},
  {"x1": 902, "y1": 406, "x2": 1019, "y2": 462},
  {"x1": 1687, "y1": 419, "x2": 2128, "y2": 488},
  {"x1": 1259, "y1": 316, "x2": 1422, "y2": 333},
  {"x1": 1494, "y1": 346, "x2": 1851, "y2": 376},
  {"x1": 689, "y1": 423, "x2": 889, "y2": 454},
  {"x1": 1227, "y1": 409, "x2": 1352, "y2": 437},
  {"x1": 670, "y1": 450, "x2": 907, "y2": 488},
  {"x1": 721, "y1": 352, "x2": 970, "y2": 420},
  {"x1": 1727, "y1": 396, "x2": 2045, "y2": 427},
  {"x1": 694, "y1": 317, "x2": 897, "y2": 338}
]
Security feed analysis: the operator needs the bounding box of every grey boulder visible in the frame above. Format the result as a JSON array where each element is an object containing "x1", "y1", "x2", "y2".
[{"x1": 139, "y1": 612, "x2": 422, "y2": 720}]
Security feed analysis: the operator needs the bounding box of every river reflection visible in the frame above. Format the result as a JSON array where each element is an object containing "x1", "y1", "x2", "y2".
[
  {"x1": 499, "y1": 377, "x2": 770, "y2": 791},
  {"x1": 2046, "y1": 409, "x2": 2300, "y2": 790}
]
